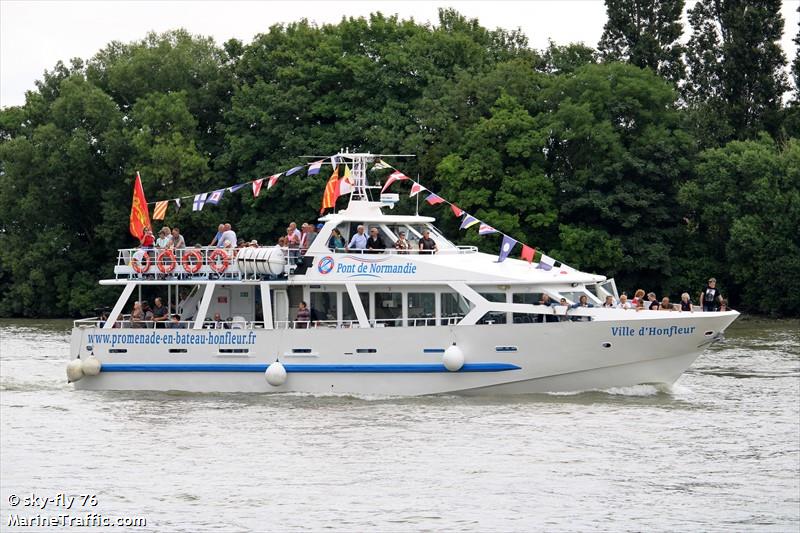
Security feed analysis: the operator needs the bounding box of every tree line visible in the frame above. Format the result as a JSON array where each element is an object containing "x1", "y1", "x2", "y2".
[{"x1": 1, "y1": 2, "x2": 798, "y2": 317}]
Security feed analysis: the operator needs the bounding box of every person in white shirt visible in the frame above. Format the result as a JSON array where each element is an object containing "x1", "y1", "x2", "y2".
[
  {"x1": 616, "y1": 294, "x2": 632, "y2": 309},
  {"x1": 288, "y1": 222, "x2": 302, "y2": 242},
  {"x1": 346, "y1": 225, "x2": 367, "y2": 251},
  {"x1": 220, "y1": 223, "x2": 237, "y2": 248}
]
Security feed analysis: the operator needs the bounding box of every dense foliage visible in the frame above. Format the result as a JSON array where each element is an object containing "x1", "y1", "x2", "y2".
[{"x1": 1, "y1": 7, "x2": 798, "y2": 317}]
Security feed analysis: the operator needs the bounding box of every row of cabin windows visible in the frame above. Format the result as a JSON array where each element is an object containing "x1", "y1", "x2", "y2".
[{"x1": 306, "y1": 290, "x2": 549, "y2": 327}]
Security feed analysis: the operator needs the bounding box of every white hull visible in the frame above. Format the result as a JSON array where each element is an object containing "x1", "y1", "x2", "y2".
[{"x1": 71, "y1": 311, "x2": 739, "y2": 395}]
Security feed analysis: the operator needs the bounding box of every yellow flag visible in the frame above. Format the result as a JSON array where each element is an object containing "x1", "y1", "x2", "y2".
[{"x1": 152, "y1": 200, "x2": 169, "y2": 220}]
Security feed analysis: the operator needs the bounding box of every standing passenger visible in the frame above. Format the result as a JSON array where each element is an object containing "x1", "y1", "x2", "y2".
[
  {"x1": 419, "y1": 230, "x2": 438, "y2": 254},
  {"x1": 700, "y1": 278, "x2": 723, "y2": 312},
  {"x1": 346, "y1": 225, "x2": 367, "y2": 252}
]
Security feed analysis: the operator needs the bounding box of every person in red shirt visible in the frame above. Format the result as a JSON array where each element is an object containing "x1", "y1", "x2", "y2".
[{"x1": 140, "y1": 227, "x2": 155, "y2": 248}]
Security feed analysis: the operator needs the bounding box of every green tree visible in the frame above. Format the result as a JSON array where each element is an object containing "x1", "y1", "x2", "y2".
[
  {"x1": 598, "y1": 0, "x2": 685, "y2": 84},
  {"x1": 684, "y1": 0, "x2": 789, "y2": 143}
]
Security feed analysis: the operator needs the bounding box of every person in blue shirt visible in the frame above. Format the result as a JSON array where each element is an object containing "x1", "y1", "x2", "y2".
[
  {"x1": 209, "y1": 223, "x2": 225, "y2": 247},
  {"x1": 346, "y1": 225, "x2": 367, "y2": 252},
  {"x1": 569, "y1": 294, "x2": 594, "y2": 321}
]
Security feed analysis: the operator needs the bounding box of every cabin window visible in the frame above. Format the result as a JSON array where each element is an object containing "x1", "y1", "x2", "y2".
[
  {"x1": 310, "y1": 291, "x2": 337, "y2": 324},
  {"x1": 342, "y1": 291, "x2": 370, "y2": 324},
  {"x1": 478, "y1": 292, "x2": 507, "y2": 324},
  {"x1": 440, "y1": 292, "x2": 473, "y2": 325},
  {"x1": 408, "y1": 292, "x2": 435, "y2": 327},
  {"x1": 512, "y1": 292, "x2": 541, "y2": 323},
  {"x1": 374, "y1": 292, "x2": 402, "y2": 327}
]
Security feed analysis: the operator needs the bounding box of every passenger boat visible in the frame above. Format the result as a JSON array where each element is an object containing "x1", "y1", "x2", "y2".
[{"x1": 68, "y1": 152, "x2": 740, "y2": 395}]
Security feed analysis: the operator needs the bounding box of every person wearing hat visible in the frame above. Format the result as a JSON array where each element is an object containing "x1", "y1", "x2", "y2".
[{"x1": 700, "y1": 278, "x2": 723, "y2": 312}]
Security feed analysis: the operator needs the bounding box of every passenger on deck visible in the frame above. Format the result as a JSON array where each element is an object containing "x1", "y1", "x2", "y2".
[
  {"x1": 141, "y1": 301, "x2": 154, "y2": 323},
  {"x1": 130, "y1": 301, "x2": 145, "y2": 328},
  {"x1": 300, "y1": 223, "x2": 316, "y2": 253},
  {"x1": 538, "y1": 294, "x2": 558, "y2": 323},
  {"x1": 558, "y1": 298, "x2": 569, "y2": 321},
  {"x1": 277, "y1": 236, "x2": 288, "y2": 248},
  {"x1": 152, "y1": 297, "x2": 168, "y2": 327},
  {"x1": 394, "y1": 231, "x2": 411, "y2": 253},
  {"x1": 140, "y1": 227, "x2": 155, "y2": 248},
  {"x1": 295, "y1": 301, "x2": 311, "y2": 329},
  {"x1": 661, "y1": 297, "x2": 675, "y2": 311},
  {"x1": 346, "y1": 225, "x2": 367, "y2": 252},
  {"x1": 327, "y1": 228, "x2": 345, "y2": 250},
  {"x1": 646, "y1": 292, "x2": 659, "y2": 310},
  {"x1": 602, "y1": 295, "x2": 615, "y2": 308},
  {"x1": 616, "y1": 294, "x2": 632, "y2": 309},
  {"x1": 569, "y1": 295, "x2": 594, "y2": 322},
  {"x1": 168, "y1": 314, "x2": 185, "y2": 329},
  {"x1": 285, "y1": 227, "x2": 300, "y2": 259},
  {"x1": 220, "y1": 223, "x2": 237, "y2": 248},
  {"x1": 631, "y1": 289, "x2": 646, "y2": 308},
  {"x1": 170, "y1": 227, "x2": 186, "y2": 249},
  {"x1": 210, "y1": 224, "x2": 225, "y2": 247},
  {"x1": 680, "y1": 293, "x2": 693, "y2": 312},
  {"x1": 156, "y1": 227, "x2": 172, "y2": 248},
  {"x1": 288, "y1": 222, "x2": 301, "y2": 241},
  {"x1": 211, "y1": 312, "x2": 227, "y2": 329},
  {"x1": 419, "y1": 230, "x2": 438, "y2": 254},
  {"x1": 701, "y1": 278, "x2": 723, "y2": 312},
  {"x1": 366, "y1": 227, "x2": 386, "y2": 253}
]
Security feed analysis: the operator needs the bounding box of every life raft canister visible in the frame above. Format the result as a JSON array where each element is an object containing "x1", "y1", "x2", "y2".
[
  {"x1": 182, "y1": 249, "x2": 203, "y2": 274},
  {"x1": 156, "y1": 249, "x2": 178, "y2": 274},
  {"x1": 130, "y1": 251, "x2": 152, "y2": 273},
  {"x1": 208, "y1": 249, "x2": 230, "y2": 273}
]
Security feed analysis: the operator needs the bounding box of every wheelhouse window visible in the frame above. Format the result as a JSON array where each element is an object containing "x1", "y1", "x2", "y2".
[
  {"x1": 408, "y1": 292, "x2": 435, "y2": 327},
  {"x1": 374, "y1": 292, "x2": 402, "y2": 327}
]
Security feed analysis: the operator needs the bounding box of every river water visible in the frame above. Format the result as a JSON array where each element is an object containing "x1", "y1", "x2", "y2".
[{"x1": 0, "y1": 318, "x2": 798, "y2": 532}]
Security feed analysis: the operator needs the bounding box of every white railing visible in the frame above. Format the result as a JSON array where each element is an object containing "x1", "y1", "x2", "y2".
[
  {"x1": 328, "y1": 245, "x2": 478, "y2": 255},
  {"x1": 74, "y1": 315, "x2": 269, "y2": 329}
]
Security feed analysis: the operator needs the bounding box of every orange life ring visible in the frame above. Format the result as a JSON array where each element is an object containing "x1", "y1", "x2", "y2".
[
  {"x1": 181, "y1": 249, "x2": 203, "y2": 274},
  {"x1": 157, "y1": 249, "x2": 177, "y2": 273},
  {"x1": 208, "y1": 249, "x2": 230, "y2": 273},
  {"x1": 131, "y1": 251, "x2": 152, "y2": 273}
]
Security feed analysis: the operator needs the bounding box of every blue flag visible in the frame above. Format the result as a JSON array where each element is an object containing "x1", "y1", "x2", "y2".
[
  {"x1": 206, "y1": 189, "x2": 225, "y2": 205},
  {"x1": 285, "y1": 165, "x2": 304, "y2": 176},
  {"x1": 460, "y1": 215, "x2": 479, "y2": 230},
  {"x1": 498, "y1": 235, "x2": 517, "y2": 262}
]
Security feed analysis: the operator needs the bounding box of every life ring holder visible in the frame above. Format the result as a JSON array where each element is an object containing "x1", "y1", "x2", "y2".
[
  {"x1": 156, "y1": 249, "x2": 178, "y2": 274},
  {"x1": 181, "y1": 249, "x2": 203, "y2": 274},
  {"x1": 208, "y1": 249, "x2": 230, "y2": 273},
  {"x1": 130, "y1": 251, "x2": 152, "y2": 273}
]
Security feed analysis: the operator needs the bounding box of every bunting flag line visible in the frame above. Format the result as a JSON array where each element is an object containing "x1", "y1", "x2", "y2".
[
  {"x1": 478, "y1": 224, "x2": 497, "y2": 235},
  {"x1": 285, "y1": 165, "x2": 304, "y2": 176},
  {"x1": 339, "y1": 165, "x2": 354, "y2": 195},
  {"x1": 252, "y1": 178, "x2": 264, "y2": 197},
  {"x1": 521, "y1": 244, "x2": 536, "y2": 264},
  {"x1": 267, "y1": 173, "x2": 281, "y2": 189},
  {"x1": 308, "y1": 159, "x2": 324, "y2": 175},
  {"x1": 410, "y1": 182, "x2": 426, "y2": 198},
  {"x1": 206, "y1": 189, "x2": 225, "y2": 206},
  {"x1": 320, "y1": 165, "x2": 341, "y2": 214},
  {"x1": 129, "y1": 172, "x2": 151, "y2": 240},
  {"x1": 498, "y1": 235, "x2": 518, "y2": 262},
  {"x1": 381, "y1": 170, "x2": 409, "y2": 193},
  {"x1": 460, "y1": 215, "x2": 479, "y2": 229},
  {"x1": 228, "y1": 183, "x2": 246, "y2": 193},
  {"x1": 152, "y1": 200, "x2": 169, "y2": 221},
  {"x1": 371, "y1": 159, "x2": 392, "y2": 171},
  {"x1": 193, "y1": 193, "x2": 208, "y2": 212},
  {"x1": 425, "y1": 193, "x2": 445, "y2": 205},
  {"x1": 536, "y1": 255, "x2": 554, "y2": 271},
  {"x1": 174, "y1": 198, "x2": 181, "y2": 212},
  {"x1": 450, "y1": 204, "x2": 463, "y2": 217}
]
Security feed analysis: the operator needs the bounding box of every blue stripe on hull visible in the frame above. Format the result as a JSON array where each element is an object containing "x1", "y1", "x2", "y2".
[{"x1": 99, "y1": 363, "x2": 521, "y2": 373}]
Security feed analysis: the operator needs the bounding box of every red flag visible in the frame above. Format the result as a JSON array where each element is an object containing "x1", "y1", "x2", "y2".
[
  {"x1": 320, "y1": 165, "x2": 341, "y2": 214},
  {"x1": 381, "y1": 171, "x2": 408, "y2": 193},
  {"x1": 450, "y1": 204, "x2": 463, "y2": 217},
  {"x1": 521, "y1": 245, "x2": 536, "y2": 263},
  {"x1": 129, "y1": 172, "x2": 151, "y2": 240},
  {"x1": 252, "y1": 178, "x2": 264, "y2": 197}
]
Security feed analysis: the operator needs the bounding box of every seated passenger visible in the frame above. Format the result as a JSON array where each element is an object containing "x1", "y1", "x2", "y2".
[
  {"x1": 631, "y1": 289, "x2": 646, "y2": 308},
  {"x1": 616, "y1": 294, "x2": 632, "y2": 309},
  {"x1": 394, "y1": 231, "x2": 411, "y2": 253},
  {"x1": 419, "y1": 229, "x2": 438, "y2": 254},
  {"x1": 646, "y1": 292, "x2": 659, "y2": 310},
  {"x1": 295, "y1": 301, "x2": 311, "y2": 329},
  {"x1": 366, "y1": 227, "x2": 386, "y2": 253},
  {"x1": 661, "y1": 297, "x2": 675, "y2": 311},
  {"x1": 680, "y1": 292, "x2": 693, "y2": 312},
  {"x1": 130, "y1": 301, "x2": 146, "y2": 328},
  {"x1": 346, "y1": 225, "x2": 367, "y2": 252},
  {"x1": 210, "y1": 312, "x2": 227, "y2": 329},
  {"x1": 328, "y1": 228, "x2": 346, "y2": 250},
  {"x1": 168, "y1": 314, "x2": 185, "y2": 329},
  {"x1": 151, "y1": 297, "x2": 169, "y2": 327},
  {"x1": 602, "y1": 295, "x2": 615, "y2": 307}
]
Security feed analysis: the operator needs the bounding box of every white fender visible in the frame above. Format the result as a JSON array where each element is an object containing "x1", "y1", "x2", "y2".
[
  {"x1": 66, "y1": 359, "x2": 84, "y2": 382},
  {"x1": 443, "y1": 344, "x2": 465, "y2": 372},
  {"x1": 265, "y1": 361, "x2": 287, "y2": 386},
  {"x1": 81, "y1": 356, "x2": 102, "y2": 377}
]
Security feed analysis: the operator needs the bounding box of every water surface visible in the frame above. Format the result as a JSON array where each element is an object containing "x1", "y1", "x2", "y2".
[{"x1": 1, "y1": 318, "x2": 798, "y2": 531}]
